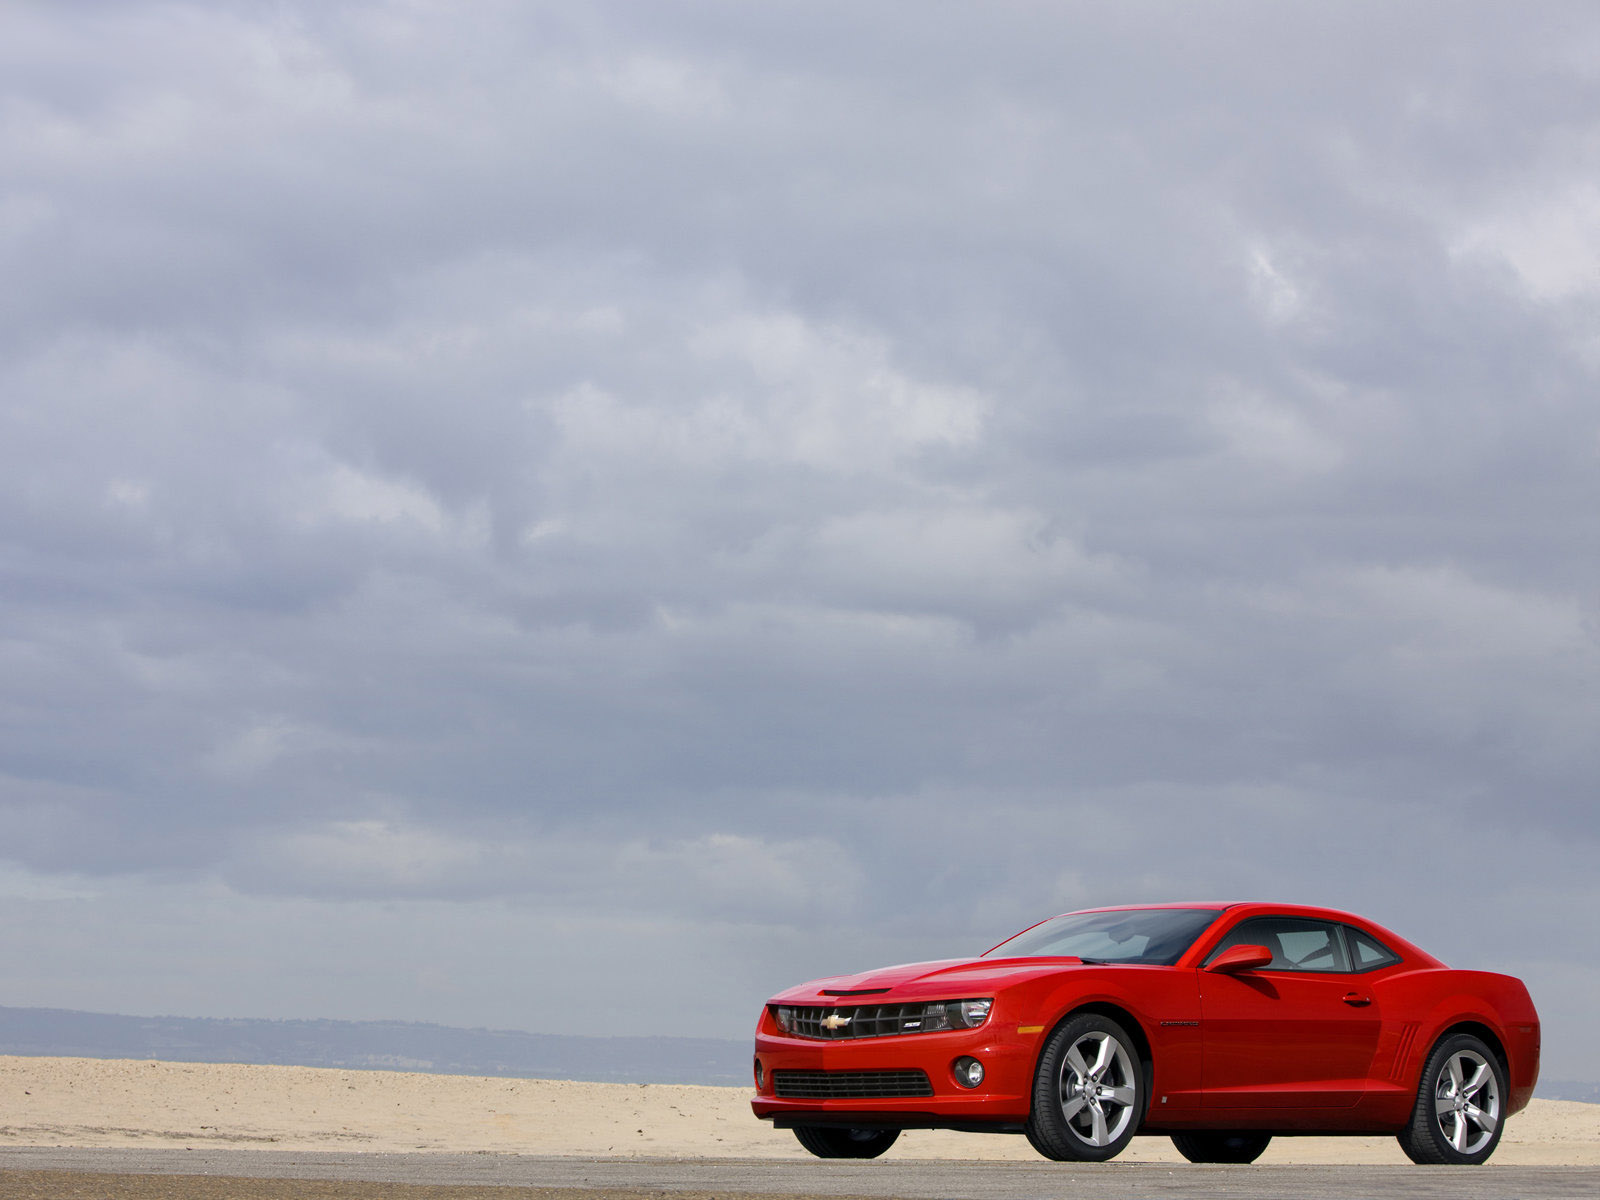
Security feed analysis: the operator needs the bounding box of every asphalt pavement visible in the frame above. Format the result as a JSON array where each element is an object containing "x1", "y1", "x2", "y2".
[{"x1": 1, "y1": 1149, "x2": 1597, "y2": 1199}]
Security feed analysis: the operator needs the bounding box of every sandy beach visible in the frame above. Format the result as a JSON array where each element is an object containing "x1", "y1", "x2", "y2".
[{"x1": 1, "y1": 1056, "x2": 1595, "y2": 1165}]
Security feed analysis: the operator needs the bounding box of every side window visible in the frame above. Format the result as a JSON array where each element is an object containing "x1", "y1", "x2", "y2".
[
  {"x1": 1205, "y1": 917, "x2": 1351, "y2": 973},
  {"x1": 1344, "y1": 925, "x2": 1401, "y2": 972}
]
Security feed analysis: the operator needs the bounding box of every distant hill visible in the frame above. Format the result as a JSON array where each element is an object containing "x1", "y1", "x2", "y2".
[
  {"x1": 0, "y1": 1004, "x2": 749, "y2": 1086},
  {"x1": 3, "y1": 1005, "x2": 1592, "y2": 1102},
  {"x1": 1539, "y1": 1079, "x2": 1600, "y2": 1104}
]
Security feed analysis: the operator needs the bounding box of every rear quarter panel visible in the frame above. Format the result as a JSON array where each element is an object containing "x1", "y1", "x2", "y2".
[{"x1": 1365, "y1": 967, "x2": 1540, "y2": 1126}]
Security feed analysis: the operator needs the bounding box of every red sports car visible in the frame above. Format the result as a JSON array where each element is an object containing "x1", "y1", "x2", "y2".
[{"x1": 751, "y1": 903, "x2": 1539, "y2": 1165}]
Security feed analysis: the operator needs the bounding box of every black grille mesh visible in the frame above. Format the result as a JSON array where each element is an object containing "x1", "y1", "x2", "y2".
[
  {"x1": 780, "y1": 1004, "x2": 932, "y2": 1039},
  {"x1": 772, "y1": 1069, "x2": 934, "y2": 1099}
]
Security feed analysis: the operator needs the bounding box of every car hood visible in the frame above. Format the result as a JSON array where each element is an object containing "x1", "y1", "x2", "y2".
[{"x1": 767, "y1": 955, "x2": 1091, "y2": 1004}]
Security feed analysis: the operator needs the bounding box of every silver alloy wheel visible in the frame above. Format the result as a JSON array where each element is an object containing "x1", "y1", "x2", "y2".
[
  {"x1": 1433, "y1": 1048, "x2": 1501, "y2": 1155},
  {"x1": 1057, "y1": 1029, "x2": 1138, "y2": 1147}
]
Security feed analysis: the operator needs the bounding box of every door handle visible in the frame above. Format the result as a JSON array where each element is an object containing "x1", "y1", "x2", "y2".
[{"x1": 1342, "y1": 992, "x2": 1372, "y2": 1007}]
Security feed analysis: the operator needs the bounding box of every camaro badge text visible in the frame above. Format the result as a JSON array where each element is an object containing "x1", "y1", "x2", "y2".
[
  {"x1": 820, "y1": 1012, "x2": 852, "y2": 1031},
  {"x1": 1160, "y1": 1020, "x2": 1200, "y2": 1027}
]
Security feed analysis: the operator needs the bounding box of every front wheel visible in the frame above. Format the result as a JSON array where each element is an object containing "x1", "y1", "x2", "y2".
[
  {"x1": 1025, "y1": 1012, "x2": 1145, "y2": 1162},
  {"x1": 1171, "y1": 1131, "x2": 1272, "y2": 1163},
  {"x1": 791, "y1": 1125, "x2": 899, "y2": 1158},
  {"x1": 1396, "y1": 1033, "x2": 1507, "y2": 1165}
]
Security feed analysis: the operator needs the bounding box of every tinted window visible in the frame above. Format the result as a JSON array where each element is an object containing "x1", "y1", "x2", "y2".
[
  {"x1": 986, "y1": 908, "x2": 1223, "y2": 966},
  {"x1": 1205, "y1": 916, "x2": 1351, "y2": 973},
  {"x1": 1344, "y1": 926, "x2": 1401, "y2": 972}
]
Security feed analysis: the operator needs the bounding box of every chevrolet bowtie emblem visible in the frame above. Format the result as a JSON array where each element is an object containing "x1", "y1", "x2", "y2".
[{"x1": 820, "y1": 1012, "x2": 853, "y2": 1032}]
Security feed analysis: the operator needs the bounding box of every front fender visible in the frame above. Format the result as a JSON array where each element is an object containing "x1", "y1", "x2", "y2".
[{"x1": 1029, "y1": 968, "x2": 1204, "y2": 1112}]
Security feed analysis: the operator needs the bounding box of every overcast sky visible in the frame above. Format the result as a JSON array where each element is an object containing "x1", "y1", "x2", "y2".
[{"x1": 2, "y1": 1, "x2": 1597, "y2": 1078}]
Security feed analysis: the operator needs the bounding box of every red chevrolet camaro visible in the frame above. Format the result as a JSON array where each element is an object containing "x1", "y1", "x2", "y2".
[{"x1": 751, "y1": 902, "x2": 1539, "y2": 1165}]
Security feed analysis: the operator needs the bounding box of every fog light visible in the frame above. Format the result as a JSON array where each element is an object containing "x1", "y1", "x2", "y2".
[
  {"x1": 754, "y1": 1057, "x2": 764, "y2": 1088},
  {"x1": 953, "y1": 1056, "x2": 984, "y2": 1089}
]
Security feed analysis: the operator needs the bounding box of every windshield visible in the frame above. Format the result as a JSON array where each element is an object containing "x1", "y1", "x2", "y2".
[{"x1": 983, "y1": 907, "x2": 1223, "y2": 966}]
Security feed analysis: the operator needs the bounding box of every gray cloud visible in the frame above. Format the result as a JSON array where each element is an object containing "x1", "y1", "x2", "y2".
[{"x1": 1, "y1": 1, "x2": 1597, "y2": 1074}]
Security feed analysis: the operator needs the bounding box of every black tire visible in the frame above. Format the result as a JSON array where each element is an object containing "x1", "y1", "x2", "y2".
[
  {"x1": 1025, "y1": 1012, "x2": 1145, "y2": 1162},
  {"x1": 1396, "y1": 1033, "x2": 1508, "y2": 1165},
  {"x1": 1170, "y1": 1131, "x2": 1272, "y2": 1164},
  {"x1": 1022, "y1": 1119, "x2": 1055, "y2": 1160},
  {"x1": 791, "y1": 1125, "x2": 900, "y2": 1158}
]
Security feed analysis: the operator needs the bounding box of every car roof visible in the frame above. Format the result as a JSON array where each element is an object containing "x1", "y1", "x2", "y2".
[
  {"x1": 1068, "y1": 901, "x2": 1368, "y2": 921},
  {"x1": 1067, "y1": 901, "x2": 1233, "y2": 912},
  {"x1": 1056, "y1": 901, "x2": 1440, "y2": 967}
]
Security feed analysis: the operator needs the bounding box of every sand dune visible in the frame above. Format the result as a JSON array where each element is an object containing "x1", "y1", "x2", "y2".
[{"x1": 1, "y1": 1056, "x2": 1595, "y2": 1165}]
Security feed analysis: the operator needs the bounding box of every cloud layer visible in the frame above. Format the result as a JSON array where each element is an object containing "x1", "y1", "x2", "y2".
[{"x1": 2, "y1": 1, "x2": 1597, "y2": 1071}]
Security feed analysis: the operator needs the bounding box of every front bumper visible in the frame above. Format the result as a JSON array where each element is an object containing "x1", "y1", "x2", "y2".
[{"x1": 751, "y1": 1023, "x2": 1035, "y2": 1128}]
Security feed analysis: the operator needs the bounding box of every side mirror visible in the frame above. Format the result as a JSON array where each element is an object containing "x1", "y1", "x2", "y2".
[{"x1": 1207, "y1": 944, "x2": 1274, "y2": 974}]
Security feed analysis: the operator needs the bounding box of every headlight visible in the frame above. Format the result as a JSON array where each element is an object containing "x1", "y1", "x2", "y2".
[
  {"x1": 907, "y1": 998, "x2": 992, "y2": 1032},
  {"x1": 958, "y1": 999, "x2": 993, "y2": 1027},
  {"x1": 773, "y1": 1006, "x2": 794, "y2": 1032}
]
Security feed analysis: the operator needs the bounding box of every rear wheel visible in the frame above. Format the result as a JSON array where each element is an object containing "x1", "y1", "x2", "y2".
[
  {"x1": 791, "y1": 1125, "x2": 900, "y2": 1158},
  {"x1": 1170, "y1": 1131, "x2": 1272, "y2": 1163},
  {"x1": 1397, "y1": 1033, "x2": 1506, "y2": 1165},
  {"x1": 1025, "y1": 1012, "x2": 1144, "y2": 1162}
]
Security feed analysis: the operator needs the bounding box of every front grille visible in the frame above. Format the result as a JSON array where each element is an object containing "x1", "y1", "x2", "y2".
[
  {"x1": 772, "y1": 1069, "x2": 934, "y2": 1099},
  {"x1": 781, "y1": 1004, "x2": 932, "y2": 1039}
]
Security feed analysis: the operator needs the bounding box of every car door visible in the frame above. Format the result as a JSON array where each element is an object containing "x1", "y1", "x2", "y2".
[{"x1": 1197, "y1": 917, "x2": 1382, "y2": 1109}]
